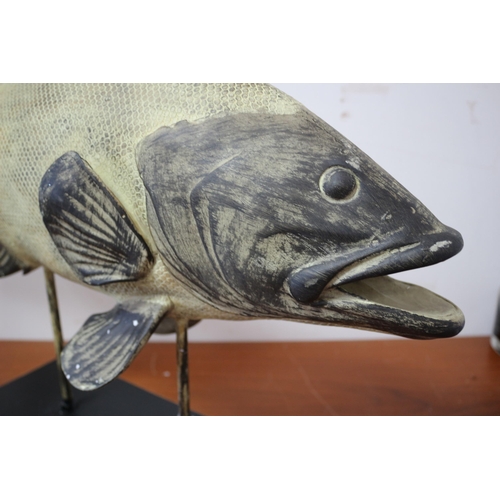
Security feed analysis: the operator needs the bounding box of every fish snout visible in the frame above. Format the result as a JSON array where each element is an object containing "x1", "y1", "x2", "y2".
[
  {"x1": 418, "y1": 225, "x2": 463, "y2": 265},
  {"x1": 287, "y1": 224, "x2": 463, "y2": 304}
]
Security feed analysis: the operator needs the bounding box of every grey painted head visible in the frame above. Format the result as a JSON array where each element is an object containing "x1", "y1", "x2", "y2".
[{"x1": 138, "y1": 110, "x2": 464, "y2": 340}]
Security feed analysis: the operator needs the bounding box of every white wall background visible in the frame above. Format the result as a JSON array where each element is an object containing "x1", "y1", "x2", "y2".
[{"x1": 0, "y1": 83, "x2": 498, "y2": 342}]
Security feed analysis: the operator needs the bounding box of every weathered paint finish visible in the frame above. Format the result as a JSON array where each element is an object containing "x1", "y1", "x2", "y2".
[
  {"x1": 0, "y1": 84, "x2": 465, "y2": 391},
  {"x1": 138, "y1": 110, "x2": 464, "y2": 338}
]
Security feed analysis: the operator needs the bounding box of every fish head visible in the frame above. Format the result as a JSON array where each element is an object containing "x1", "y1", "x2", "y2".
[{"x1": 138, "y1": 109, "x2": 464, "y2": 339}]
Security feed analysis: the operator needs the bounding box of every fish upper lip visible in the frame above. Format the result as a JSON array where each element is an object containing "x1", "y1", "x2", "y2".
[
  {"x1": 287, "y1": 225, "x2": 464, "y2": 304},
  {"x1": 328, "y1": 241, "x2": 421, "y2": 287}
]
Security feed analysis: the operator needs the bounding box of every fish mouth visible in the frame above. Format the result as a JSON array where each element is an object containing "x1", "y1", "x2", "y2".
[{"x1": 287, "y1": 226, "x2": 464, "y2": 339}]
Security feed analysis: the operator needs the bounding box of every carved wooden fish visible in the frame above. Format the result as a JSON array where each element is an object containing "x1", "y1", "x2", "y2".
[{"x1": 0, "y1": 83, "x2": 464, "y2": 391}]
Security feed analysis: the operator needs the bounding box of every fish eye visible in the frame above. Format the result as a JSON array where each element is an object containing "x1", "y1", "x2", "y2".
[{"x1": 320, "y1": 166, "x2": 359, "y2": 202}]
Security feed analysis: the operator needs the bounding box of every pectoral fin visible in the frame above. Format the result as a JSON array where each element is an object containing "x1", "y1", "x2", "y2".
[
  {"x1": 39, "y1": 151, "x2": 153, "y2": 286},
  {"x1": 61, "y1": 297, "x2": 171, "y2": 391}
]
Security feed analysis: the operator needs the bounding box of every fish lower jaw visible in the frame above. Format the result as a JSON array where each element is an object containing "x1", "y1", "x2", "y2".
[{"x1": 313, "y1": 275, "x2": 464, "y2": 340}]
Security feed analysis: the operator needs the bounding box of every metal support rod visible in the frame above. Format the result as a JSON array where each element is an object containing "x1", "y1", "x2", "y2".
[
  {"x1": 44, "y1": 268, "x2": 73, "y2": 410},
  {"x1": 175, "y1": 318, "x2": 190, "y2": 416},
  {"x1": 491, "y1": 292, "x2": 500, "y2": 355}
]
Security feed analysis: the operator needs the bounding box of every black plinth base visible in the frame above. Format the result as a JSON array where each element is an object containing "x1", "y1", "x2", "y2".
[{"x1": 0, "y1": 361, "x2": 197, "y2": 416}]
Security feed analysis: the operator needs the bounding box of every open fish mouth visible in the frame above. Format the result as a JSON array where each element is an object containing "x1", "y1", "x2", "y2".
[{"x1": 287, "y1": 226, "x2": 464, "y2": 339}]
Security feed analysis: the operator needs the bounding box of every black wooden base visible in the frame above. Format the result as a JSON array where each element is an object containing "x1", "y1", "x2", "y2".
[{"x1": 0, "y1": 361, "x2": 197, "y2": 416}]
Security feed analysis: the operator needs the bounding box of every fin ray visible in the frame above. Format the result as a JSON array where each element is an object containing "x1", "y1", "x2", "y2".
[
  {"x1": 61, "y1": 297, "x2": 171, "y2": 390},
  {"x1": 39, "y1": 151, "x2": 153, "y2": 286}
]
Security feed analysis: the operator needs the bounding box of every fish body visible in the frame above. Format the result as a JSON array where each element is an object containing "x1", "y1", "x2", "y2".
[{"x1": 0, "y1": 84, "x2": 464, "y2": 390}]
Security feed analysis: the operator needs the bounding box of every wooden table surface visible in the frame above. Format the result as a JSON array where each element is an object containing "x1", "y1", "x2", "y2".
[{"x1": 1, "y1": 337, "x2": 500, "y2": 415}]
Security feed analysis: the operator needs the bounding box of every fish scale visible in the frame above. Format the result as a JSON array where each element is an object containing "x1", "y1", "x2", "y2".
[{"x1": 0, "y1": 83, "x2": 299, "y2": 279}]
